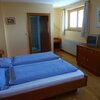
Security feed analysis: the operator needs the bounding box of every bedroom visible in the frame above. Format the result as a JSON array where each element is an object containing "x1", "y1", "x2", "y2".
[{"x1": 0, "y1": 0, "x2": 100, "y2": 100}]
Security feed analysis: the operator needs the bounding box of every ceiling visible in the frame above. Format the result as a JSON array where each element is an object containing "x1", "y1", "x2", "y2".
[{"x1": 0, "y1": 0, "x2": 81, "y2": 8}]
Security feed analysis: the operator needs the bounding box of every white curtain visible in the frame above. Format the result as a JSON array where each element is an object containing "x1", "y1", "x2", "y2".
[
  {"x1": 81, "y1": 0, "x2": 89, "y2": 38},
  {"x1": 61, "y1": 9, "x2": 65, "y2": 35}
]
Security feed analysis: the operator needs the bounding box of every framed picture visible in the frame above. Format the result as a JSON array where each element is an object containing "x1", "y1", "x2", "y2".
[
  {"x1": 96, "y1": 8, "x2": 100, "y2": 27},
  {"x1": 6, "y1": 17, "x2": 16, "y2": 25}
]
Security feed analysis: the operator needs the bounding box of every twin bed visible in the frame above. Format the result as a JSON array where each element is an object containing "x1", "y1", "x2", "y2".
[{"x1": 0, "y1": 51, "x2": 87, "y2": 100}]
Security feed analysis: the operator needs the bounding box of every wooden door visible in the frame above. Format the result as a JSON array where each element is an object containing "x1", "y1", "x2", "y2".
[
  {"x1": 40, "y1": 16, "x2": 51, "y2": 52},
  {"x1": 27, "y1": 13, "x2": 51, "y2": 53}
]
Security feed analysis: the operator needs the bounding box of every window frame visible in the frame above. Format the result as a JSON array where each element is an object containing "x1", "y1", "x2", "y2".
[{"x1": 67, "y1": 7, "x2": 84, "y2": 32}]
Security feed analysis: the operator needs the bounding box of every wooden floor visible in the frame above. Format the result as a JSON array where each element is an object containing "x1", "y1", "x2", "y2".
[{"x1": 47, "y1": 51, "x2": 100, "y2": 100}]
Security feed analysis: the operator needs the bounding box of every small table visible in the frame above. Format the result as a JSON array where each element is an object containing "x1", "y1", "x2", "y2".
[
  {"x1": 0, "y1": 49, "x2": 4, "y2": 57},
  {"x1": 54, "y1": 37, "x2": 61, "y2": 51}
]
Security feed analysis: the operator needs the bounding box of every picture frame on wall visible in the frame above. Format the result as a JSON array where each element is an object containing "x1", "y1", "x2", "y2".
[
  {"x1": 6, "y1": 17, "x2": 16, "y2": 25},
  {"x1": 96, "y1": 8, "x2": 100, "y2": 27}
]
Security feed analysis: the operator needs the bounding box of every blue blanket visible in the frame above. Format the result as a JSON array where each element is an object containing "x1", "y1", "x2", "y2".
[
  {"x1": 10, "y1": 59, "x2": 78, "y2": 85},
  {"x1": 12, "y1": 51, "x2": 59, "y2": 66},
  {"x1": 0, "y1": 68, "x2": 9, "y2": 90},
  {"x1": 0, "y1": 58, "x2": 12, "y2": 68}
]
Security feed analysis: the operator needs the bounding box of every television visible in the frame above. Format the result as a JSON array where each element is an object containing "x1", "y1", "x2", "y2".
[{"x1": 87, "y1": 34, "x2": 100, "y2": 48}]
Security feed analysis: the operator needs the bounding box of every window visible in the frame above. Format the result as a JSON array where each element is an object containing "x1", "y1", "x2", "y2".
[{"x1": 66, "y1": 7, "x2": 84, "y2": 31}]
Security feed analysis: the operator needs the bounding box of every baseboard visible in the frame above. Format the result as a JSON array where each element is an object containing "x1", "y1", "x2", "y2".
[{"x1": 61, "y1": 49, "x2": 76, "y2": 57}]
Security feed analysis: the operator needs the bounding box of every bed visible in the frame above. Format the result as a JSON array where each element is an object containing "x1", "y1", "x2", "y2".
[
  {"x1": 12, "y1": 51, "x2": 59, "y2": 66},
  {"x1": 0, "y1": 51, "x2": 87, "y2": 100}
]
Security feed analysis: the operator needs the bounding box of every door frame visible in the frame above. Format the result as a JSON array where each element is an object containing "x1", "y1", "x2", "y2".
[{"x1": 27, "y1": 13, "x2": 50, "y2": 54}]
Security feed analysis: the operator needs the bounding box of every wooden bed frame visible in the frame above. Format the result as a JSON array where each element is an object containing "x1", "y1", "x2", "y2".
[{"x1": 1, "y1": 76, "x2": 87, "y2": 100}]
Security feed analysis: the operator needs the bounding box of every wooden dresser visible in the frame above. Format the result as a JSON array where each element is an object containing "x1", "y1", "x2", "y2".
[{"x1": 77, "y1": 44, "x2": 100, "y2": 76}]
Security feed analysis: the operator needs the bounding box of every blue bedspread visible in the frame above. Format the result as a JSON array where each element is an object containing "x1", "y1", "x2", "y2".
[
  {"x1": 10, "y1": 59, "x2": 78, "y2": 85},
  {"x1": 0, "y1": 68, "x2": 9, "y2": 90},
  {"x1": 12, "y1": 51, "x2": 59, "y2": 66}
]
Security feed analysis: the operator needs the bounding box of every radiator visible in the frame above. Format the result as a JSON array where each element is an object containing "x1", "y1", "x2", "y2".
[{"x1": 61, "y1": 38, "x2": 81, "y2": 56}]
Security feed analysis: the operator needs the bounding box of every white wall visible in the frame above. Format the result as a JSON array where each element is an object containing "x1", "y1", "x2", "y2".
[
  {"x1": 62, "y1": 31, "x2": 86, "y2": 56},
  {"x1": 0, "y1": 4, "x2": 7, "y2": 56},
  {"x1": 54, "y1": 1, "x2": 86, "y2": 55},
  {"x1": 0, "y1": 2, "x2": 53, "y2": 57},
  {"x1": 53, "y1": 8, "x2": 62, "y2": 38},
  {"x1": 61, "y1": 0, "x2": 100, "y2": 55},
  {"x1": 62, "y1": 0, "x2": 86, "y2": 43},
  {"x1": 62, "y1": 31, "x2": 86, "y2": 43},
  {"x1": 89, "y1": 0, "x2": 100, "y2": 34}
]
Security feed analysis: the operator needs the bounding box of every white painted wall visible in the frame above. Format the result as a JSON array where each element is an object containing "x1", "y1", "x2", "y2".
[
  {"x1": 0, "y1": 2, "x2": 53, "y2": 57},
  {"x1": 54, "y1": 1, "x2": 86, "y2": 55},
  {"x1": 0, "y1": 4, "x2": 7, "y2": 57},
  {"x1": 54, "y1": 0, "x2": 100, "y2": 55},
  {"x1": 89, "y1": 0, "x2": 100, "y2": 34},
  {"x1": 61, "y1": 0, "x2": 100, "y2": 55},
  {"x1": 62, "y1": 0, "x2": 86, "y2": 43},
  {"x1": 62, "y1": 31, "x2": 86, "y2": 56},
  {"x1": 53, "y1": 8, "x2": 62, "y2": 38},
  {"x1": 63, "y1": 31, "x2": 86, "y2": 43}
]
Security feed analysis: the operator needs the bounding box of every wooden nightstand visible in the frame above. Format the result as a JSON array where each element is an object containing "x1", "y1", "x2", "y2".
[
  {"x1": 0, "y1": 49, "x2": 4, "y2": 57},
  {"x1": 54, "y1": 37, "x2": 61, "y2": 51}
]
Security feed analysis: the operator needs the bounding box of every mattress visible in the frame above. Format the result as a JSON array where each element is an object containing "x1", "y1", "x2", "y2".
[
  {"x1": 10, "y1": 59, "x2": 78, "y2": 85},
  {"x1": 0, "y1": 70, "x2": 84, "y2": 99}
]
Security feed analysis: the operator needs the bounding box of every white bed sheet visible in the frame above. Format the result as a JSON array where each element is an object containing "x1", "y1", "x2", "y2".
[{"x1": 0, "y1": 70, "x2": 84, "y2": 98}]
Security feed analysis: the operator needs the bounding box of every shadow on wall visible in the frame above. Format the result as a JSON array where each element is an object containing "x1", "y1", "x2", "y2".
[{"x1": 54, "y1": 24, "x2": 61, "y2": 37}]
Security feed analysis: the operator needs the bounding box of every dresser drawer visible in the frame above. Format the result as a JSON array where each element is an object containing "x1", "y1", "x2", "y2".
[{"x1": 77, "y1": 44, "x2": 100, "y2": 76}]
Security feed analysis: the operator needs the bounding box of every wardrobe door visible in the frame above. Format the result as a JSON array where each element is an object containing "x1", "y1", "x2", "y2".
[{"x1": 40, "y1": 16, "x2": 51, "y2": 52}]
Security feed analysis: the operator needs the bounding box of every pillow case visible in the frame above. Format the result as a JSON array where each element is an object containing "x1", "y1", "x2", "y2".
[
  {"x1": 0, "y1": 68, "x2": 9, "y2": 90},
  {"x1": 0, "y1": 58, "x2": 12, "y2": 68},
  {"x1": 12, "y1": 51, "x2": 59, "y2": 66}
]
